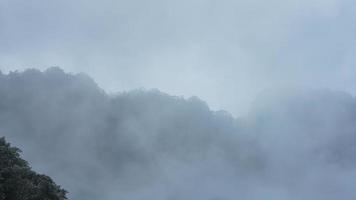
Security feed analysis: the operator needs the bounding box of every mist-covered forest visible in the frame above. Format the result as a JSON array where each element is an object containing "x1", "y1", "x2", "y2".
[{"x1": 0, "y1": 68, "x2": 355, "y2": 200}]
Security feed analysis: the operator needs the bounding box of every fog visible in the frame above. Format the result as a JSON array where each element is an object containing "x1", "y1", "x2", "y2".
[
  {"x1": 1, "y1": 0, "x2": 356, "y2": 114},
  {"x1": 0, "y1": 68, "x2": 355, "y2": 200},
  {"x1": 1, "y1": 0, "x2": 356, "y2": 199}
]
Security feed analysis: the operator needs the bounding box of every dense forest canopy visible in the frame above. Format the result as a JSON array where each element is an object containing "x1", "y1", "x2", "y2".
[
  {"x1": 0, "y1": 137, "x2": 67, "y2": 200},
  {"x1": 0, "y1": 68, "x2": 355, "y2": 200}
]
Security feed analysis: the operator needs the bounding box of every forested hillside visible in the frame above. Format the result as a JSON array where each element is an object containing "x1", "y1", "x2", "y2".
[{"x1": 0, "y1": 137, "x2": 67, "y2": 200}]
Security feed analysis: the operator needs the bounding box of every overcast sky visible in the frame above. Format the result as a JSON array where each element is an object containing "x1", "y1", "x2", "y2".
[{"x1": 1, "y1": 0, "x2": 355, "y2": 115}]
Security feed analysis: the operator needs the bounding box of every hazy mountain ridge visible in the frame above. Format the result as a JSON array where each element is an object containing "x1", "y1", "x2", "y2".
[{"x1": 0, "y1": 68, "x2": 355, "y2": 200}]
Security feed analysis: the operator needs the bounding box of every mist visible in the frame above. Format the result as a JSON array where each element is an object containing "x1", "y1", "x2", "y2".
[
  {"x1": 1, "y1": 0, "x2": 356, "y2": 199},
  {"x1": 0, "y1": 68, "x2": 355, "y2": 200},
  {"x1": 2, "y1": 0, "x2": 356, "y2": 115}
]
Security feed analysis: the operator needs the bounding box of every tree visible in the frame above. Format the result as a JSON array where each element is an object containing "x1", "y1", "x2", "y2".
[{"x1": 0, "y1": 137, "x2": 67, "y2": 200}]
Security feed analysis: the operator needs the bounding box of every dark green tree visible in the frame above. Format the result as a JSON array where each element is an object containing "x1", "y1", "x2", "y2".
[{"x1": 0, "y1": 137, "x2": 67, "y2": 200}]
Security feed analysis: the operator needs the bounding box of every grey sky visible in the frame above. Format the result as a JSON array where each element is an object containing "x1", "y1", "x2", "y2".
[{"x1": 1, "y1": 0, "x2": 355, "y2": 115}]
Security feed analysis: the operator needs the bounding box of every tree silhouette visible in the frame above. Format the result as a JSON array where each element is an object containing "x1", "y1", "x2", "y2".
[{"x1": 0, "y1": 137, "x2": 67, "y2": 200}]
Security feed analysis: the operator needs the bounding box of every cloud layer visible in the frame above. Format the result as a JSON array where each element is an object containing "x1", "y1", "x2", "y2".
[{"x1": 0, "y1": 68, "x2": 355, "y2": 200}]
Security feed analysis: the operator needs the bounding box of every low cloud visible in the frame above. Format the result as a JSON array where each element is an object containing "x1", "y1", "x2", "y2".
[{"x1": 0, "y1": 68, "x2": 355, "y2": 200}]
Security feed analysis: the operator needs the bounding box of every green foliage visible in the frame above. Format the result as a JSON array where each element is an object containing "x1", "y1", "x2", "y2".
[{"x1": 0, "y1": 137, "x2": 67, "y2": 200}]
